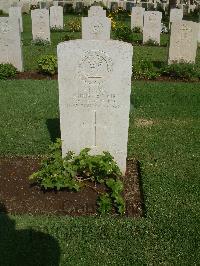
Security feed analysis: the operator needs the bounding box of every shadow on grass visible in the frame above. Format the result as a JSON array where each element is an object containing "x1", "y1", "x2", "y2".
[
  {"x1": 46, "y1": 118, "x2": 61, "y2": 142},
  {"x1": 136, "y1": 161, "x2": 147, "y2": 218},
  {"x1": 0, "y1": 202, "x2": 60, "y2": 266}
]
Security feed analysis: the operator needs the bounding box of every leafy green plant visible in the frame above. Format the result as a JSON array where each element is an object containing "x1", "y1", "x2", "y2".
[
  {"x1": 31, "y1": 38, "x2": 50, "y2": 46},
  {"x1": 113, "y1": 24, "x2": 133, "y2": 43},
  {"x1": 133, "y1": 60, "x2": 159, "y2": 80},
  {"x1": 132, "y1": 26, "x2": 142, "y2": 33},
  {"x1": 97, "y1": 193, "x2": 112, "y2": 214},
  {"x1": 37, "y1": 55, "x2": 58, "y2": 75},
  {"x1": 106, "y1": 178, "x2": 125, "y2": 214},
  {"x1": 29, "y1": 139, "x2": 125, "y2": 215},
  {"x1": 0, "y1": 63, "x2": 18, "y2": 80},
  {"x1": 72, "y1": 148, "x2": 122, "y2": 183},
  {"x1": 161, "y1": 63, "x2": 200, "y2": 81},
  {"x1": 0, "y1": 10, "x2": 4, "y2": 15},
  {"x1": 29, "y1": 139, "x2": 81, "y2": 191},
  {"x1": 60, "y1": 34, "x2": 72, "y2": 42}
]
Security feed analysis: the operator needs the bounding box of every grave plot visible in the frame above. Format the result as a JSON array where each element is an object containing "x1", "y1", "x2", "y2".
[
  {"x1": 0, "y1": 157, "x2": 143, "y2": 217},
  {"x1": 0, "y1": 5, "x2": 200, "y2": 263}
]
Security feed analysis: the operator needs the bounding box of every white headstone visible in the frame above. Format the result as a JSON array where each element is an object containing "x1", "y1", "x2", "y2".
[
  {"x1": 31, "y1": 9, "x2": 50, "y2": 42},
  {"x1": 9, "y1": 6, "x2": 23, "y2": 32},
  {"x1": 57, "y1": 40, "x2": 133, "y2": 174},
  {"x1": 131, "y1": 7, "x2": 145, "y2": 31},
  {"x1": 53, "y1": 1, "x2": 59, "y2": 6},
  {"x1": 82, "y1": 16, "x2": 111, "y2": 40},
  {"x1": 168, "y1": 21, "x2": 198, "y2": 64},
  {"x1": 0, "y1": 0, "x2": 10, "y2": 13},
  {"x1": 170, "y1": 8, "x2": 183, "y2": 23},
  {"x1": 0, "y1": 17, "x2": 23, "y2": 71},
  {"x1": 143, "y1": 11, "x2": 162, "y2": 45},
  {"x1": 88, "y1": 6, "x2": 106, "y2": 17},
  {"x1": 50, "y1": 6, "x2": 63, "y2": 29}
]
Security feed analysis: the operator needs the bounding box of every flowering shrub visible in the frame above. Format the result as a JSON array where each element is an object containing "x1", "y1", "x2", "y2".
[
  {"x1": 65, "y1": 19, "x2": 81, "y2": 32},
  {"x1": 37, "y1": 55, "x2": 57, "y2": 75}
]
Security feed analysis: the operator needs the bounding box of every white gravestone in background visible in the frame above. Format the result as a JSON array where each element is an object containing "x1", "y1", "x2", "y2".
[
  {"x1": 131, "y1": 7, "x2": 145, "y2": 31},
  {"x1": 57, "y1": 40, "x2": 133, "y2": 174},
  {"x1": 170, "y1": 8, "x2": 183, "y2": 23},
  {"x1": 88, "y1": 6, "x2": 106, "y2": 17},
  {"x1": 168, "y1": 21, "x2": 198, "y2": 64},
  {"x1": 0, "y1": 17, "x2": 23, "y2": 71},
  {"x1": 9, "y1": 6, "x2": 23, "y2": 32},
  {"x1": 53, "y1": 1, "x2": 59, "y2": 6},
  {"x1": 143, "y1": 11, "x2": 162, "y2": 45},
  {"x1": 50, "y1": 6, "x2": 63, "y2": 29},
  {"x1": 82, "y1": 16, "x2": 111, "y2": 40},
  {"x1": 31, "y1": 9, "x2": 50, "y2": 42}
]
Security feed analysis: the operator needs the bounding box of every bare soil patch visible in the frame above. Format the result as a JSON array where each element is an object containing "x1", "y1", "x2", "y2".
[
  {"x1": 0, "y1": 157, "x2": 143, "y2": 217},
  {"x1": 135, "y1": 119, "x2": 154, "y2": 127}
]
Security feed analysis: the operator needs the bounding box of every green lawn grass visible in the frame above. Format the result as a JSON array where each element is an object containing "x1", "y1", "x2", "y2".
[{"x1": 0, "y1": 80, "x2": 200, "y2": 265}]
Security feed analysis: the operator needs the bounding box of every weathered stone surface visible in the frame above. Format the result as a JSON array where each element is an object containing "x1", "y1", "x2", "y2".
[
  {"x1": 143, "y1": 11, "x2": 162, "y2": 44},
  {"x1": 168, "y1": 20, "x2": 198, "y2": 64},
  {"x1": 31, "y1": 9, "x2": 50, "y2": 42},
  {"x1": 9, "y1": 6, "x2": 23, "y2": 32},
  {"x1": 50, "y1": 6, "x2": 63, "y2": 29},
  {"x1": 0, "y1": 17, "x2": 23, "y2": 71},
  {"x1": 131, "y1": 7, "x2": 145, "y2": 31},
  {"x1": 0, "y1": 0, "x2": 11, "y2": 13},
  {"x1": 57, "y1": 40, "x2": 133, "y2": 173},
  {"x1": 19, "y1": 0, "x2": 31, "y2": 14},
  {"x1": 88, "y1": 6, "x2": 106, "y2": 17},
  {"x1": 82, "y1": 16, "x2": 111, "y2": 40},
  {"x1": 170, "y1": 8, "x2": 183, "y2": 23}
]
